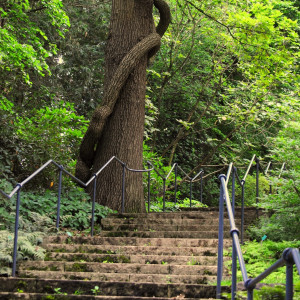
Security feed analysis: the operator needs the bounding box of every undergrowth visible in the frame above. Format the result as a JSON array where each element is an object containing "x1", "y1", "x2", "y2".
[
  {"x1": 0, "y1": 179, "x2": 114, "y2": 276},
  {"x1": 148, "y1": 198, "x2": 208, "y2": 212},
  {"x1": 223, "y1": 240, "x2": 300, "y2": 299}
]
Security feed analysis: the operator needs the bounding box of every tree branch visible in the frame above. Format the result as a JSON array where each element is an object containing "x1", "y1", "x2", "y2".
[
  {"x1": 186, "y1": 0, "x2": 237, "y2": 41},
  {"x1": 26, "y1": 7, "x2": 46, "y2": 14}
]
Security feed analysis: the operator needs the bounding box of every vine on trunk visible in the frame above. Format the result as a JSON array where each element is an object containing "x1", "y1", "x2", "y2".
[{"x1": 76, "y1": 0, "x2": 171, "y2": 181}]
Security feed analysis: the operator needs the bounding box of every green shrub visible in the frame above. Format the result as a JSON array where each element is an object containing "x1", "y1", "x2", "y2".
[
  {"x1": 234, "y1": 174, "x2": 270, "y2": 207},
  {"x1": 149, "y1": 198, "x2": 207, "y2": 212},
  {"x1": 223, "y1": 241, "x2": 300, "y2": 299},
  {"x1": 248, "y1": 120, "x2": 300, "y2": 241}
]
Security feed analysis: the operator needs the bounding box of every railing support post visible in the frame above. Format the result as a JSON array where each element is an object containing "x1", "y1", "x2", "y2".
[
  {"x1": 56, "y1": 166, "x2": 63, "y2": 229},
  {"x1": 247, "y1": 289, "x2": 254, "y2": 300},
  {"x1": 190, "y1": 179, "x2": 193, "y2": 207},
  {"x1": 91, "y1": 175, "x2": 97, "y2": 237},
  {"x1": 147, "y1": 163, "x2": 151, "y2": 213},
  {"x1": 121, "y1": 164, "x2": 126, "y2": 213},
  {"x1": 174, "y1": 164, "x2": 178, "y2": 204},
  {"x1": 255, "y1": 158, "x2": 259, "y2": 219},
  {"x1": 163, "y1": 178, "x2": 166, "y2": 212},
  {"x1": 200, "y1": 171, "x2": 203, "y2": 203},
  {"x1": 12, "y1": 185, "x2": 21, "y2": 277},
  {"x1": 241, "y1": 180, "x2": 245, "y2": 245},
  {"x1": 231, "y1": 168, "x2": 237, "y2": 299},
  {"x1": 217, "y1": 175, "x2": 225, "y2": 299},
  {"x1": 286, "y1": 263, "x2": 293, "y2": 300}
]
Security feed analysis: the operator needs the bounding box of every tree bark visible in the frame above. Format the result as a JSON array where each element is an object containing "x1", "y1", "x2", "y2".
[{"x1": 75, "y1": 0, "x2": 171, "y2": 212}]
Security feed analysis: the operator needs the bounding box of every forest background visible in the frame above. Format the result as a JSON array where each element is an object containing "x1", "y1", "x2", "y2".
[{"x1": 0, "y1": 0, "x2": 299, "y2": 275}]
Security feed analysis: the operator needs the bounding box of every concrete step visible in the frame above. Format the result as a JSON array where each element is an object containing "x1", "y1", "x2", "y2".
[
  {"x1": 0, "y1": 278, "x2": 230, "y2": 298},
  {"x1": 44, "y1": 236, "x2": 232, "y2": 247},
  {"x1": 108, "y1": 207, "x2": 262, "y2": 219},
  {"x1": 18, "y1": 270, "x2": 218, "y2": 284},
  {"x1": 101, "y1": 224, "x2": 232, "y2": 232},
  {"x1": 99, "y1": 231, "x2": 228, "y2": 239},
  {"x1": 44, "y1": 244, "x2": 219, "y2": 256},
  {"x1": 44, "y1": 253, "x2": 220, "y2": 265},
  {"x1": 19, "y1": 261, "x2": 220, "y2": 276},
  {"x1": 101, "y1": 217, "x2": 244, "y2": 226}
]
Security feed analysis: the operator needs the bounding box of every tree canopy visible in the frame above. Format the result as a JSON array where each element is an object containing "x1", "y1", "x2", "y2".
[{"x1": 0, "y1": 0, "x2": 299, "y2": 211}]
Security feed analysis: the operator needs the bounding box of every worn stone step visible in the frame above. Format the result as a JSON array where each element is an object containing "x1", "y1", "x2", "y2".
[
  {"x1": 101, "y1": 217, "x2": 244, "y2": 226},
  {"x1": 108, "y1": 208, "x2": 262, "y2": 219},
  {"x1": 18, "y1": 270, "x2": 218, "y2": 284},
  {"x1": 101, "y1": 224, "x2": 232, "y2": 232},
  {"x1": 44, "y1": 236, "x2": 232, "y2": 248},
  {"x1": 108, "y1": 212, "x2": 249, "y2": 220},
  {"x1": 0, "y1": 293, "x2": 215, "y2": 300},
  {"x1": 45, "y1": 253, "x2": 219, "y2": 265},
  {"x1": 44, "y1": 244, "x2": 219, "y2": 256},
  {"x1": 97, "y1": 231, "x2": 226, "y2": 239},
  {"x1": 19, "y1": 261, "x2": 220, "y2": 276},
  {"x1": 0, "y1": 278, "x2": 230, "y2": 298},
  {"x1": 99, "y1": 231, "x2": 229, "y2": 239}
]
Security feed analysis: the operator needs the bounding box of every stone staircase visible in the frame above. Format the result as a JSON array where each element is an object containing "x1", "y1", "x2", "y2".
[{"x1": 0, "y1": 207, "x2": 259, "y2": 299}]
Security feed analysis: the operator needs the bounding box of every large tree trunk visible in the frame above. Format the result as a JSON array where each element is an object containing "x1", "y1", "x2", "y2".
[
  {"x1": 92, "y1": 0, "x2": 153, "y2": 212},
  {"x1": 76, "y1": 0, "x2": 170, "y2": 212}
]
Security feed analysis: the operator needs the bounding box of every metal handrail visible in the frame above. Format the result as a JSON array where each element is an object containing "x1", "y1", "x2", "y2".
[
  {"x1": 217, "y1": 174, "x2": 300, "y2": 300},
  {"x1": 147, "y1": 161, "x2": 204, "y2": 211},
  {"x1": 0, "y1": 155, "x2": 286, "y2": 278},
  {"x1": 0, "y1": 157, "x2": 154, "y2": 277}
]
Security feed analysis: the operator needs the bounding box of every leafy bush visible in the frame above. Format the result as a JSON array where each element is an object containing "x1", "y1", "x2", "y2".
[
  {"x1": 0, "y1": 230, "x2": 46, "y2": 276},
  {"x1": 225, "y1": 283, "x2": 300, "y2": 300},
  {"x1": 143, "y1": 143, "x2": 181, "y2": 202},
  {"x1": 223, "y1": 241, "x2": 300, "y2": 299},
  {"x1": 0, "y1": 179, "x2": 114, "y2": 232},
  {"x1": 234, "y1": 174, "x2": 270, "y2": 207},
  {"x1": 225, "y1": 240, "x2": 300, "y2": 284},
  {"x1": 149, "y1": 198, "x2": 208, "y2": 212},
  {"x1": 248, "y1": 120, "x2": 300, "y2": 241},
  {"x1": 0, "y1": 100, "x2": 88, "y2": 188}
]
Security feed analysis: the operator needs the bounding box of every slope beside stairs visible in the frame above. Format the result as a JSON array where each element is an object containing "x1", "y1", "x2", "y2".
[{"x1": 0, "y1": 207, "x2": 259, "y2": 299}]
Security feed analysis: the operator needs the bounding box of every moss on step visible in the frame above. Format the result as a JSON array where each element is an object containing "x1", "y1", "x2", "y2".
[{"x1": 65, "y1": 263, "x2": 90, "y2": 272}]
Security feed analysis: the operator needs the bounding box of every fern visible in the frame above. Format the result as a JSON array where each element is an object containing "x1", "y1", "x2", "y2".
[{"x1": 0, "y1": 230, "x2": 46, "y2": 275}]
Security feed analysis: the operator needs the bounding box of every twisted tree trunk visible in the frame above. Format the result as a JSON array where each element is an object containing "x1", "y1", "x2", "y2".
[{"x1": 75, "y1": 0, "x2": 170, "y2": 212}]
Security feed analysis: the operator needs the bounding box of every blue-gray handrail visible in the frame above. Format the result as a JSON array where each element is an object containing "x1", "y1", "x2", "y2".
[
  {"x1": 148, "y1": 162, "x2": 204, "y2": 211},
  {"x1": 0, "y1": 155, "x2": 285, "y2": 278},
  {"x1": 217, "y1": 173, "x2": 300, "y2": 300},
  {"x1": 0, "y1": 157, "x2": 207, "y2": 277},
  {"x1": 0, "y1": 157, "x2": 154, "y2": 277},
  {"x1": 230, "y1": 155, "x2": 285, "y2": 243}
]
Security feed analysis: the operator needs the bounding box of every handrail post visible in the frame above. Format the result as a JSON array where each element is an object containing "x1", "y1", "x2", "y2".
[
  {"x1": 231, "y1": 168, "x2": 237, "y2": 299},
  {"x1": 217, "y1": 175, "x2": 225, "y2": 299},
  {"x1": 266, "y1": 162, "x2": 272, "y2": 194},
  {"x1": 190, "y1": 179, "x2": 193, "y2": 208},
  {"x1": 56, "y1": 166, "x2": 63, "y2": 229},
  {"x1": 121, "y1": 164, "x2": 126, "y2": 213},
  {"x1": 286, "y1": 262, "x2": 293, "y2": 300},
  {"x1": 174, "y1": 163, "x2": 178, "y2": 204},
  {"x1": 12, "y1": 185, "x2": 22, "y2": 277},
  {"x1": 241, "y1": 180, "x2": 245, "y2": 245},
  {"x1": 200, "y1": 171, "x2": 203, "y2": 203},
  {"x1": 255, "y1": 158, "x2": 259, "y2": 219},
  {"x1": 247, "y1": 289, "x2": 254, "y2": 300},
  {"x1": 147, "y1": 163, "x2": 151, "y2": 213},
  {"x1": 163, "y1": 178, "x2": 166, "y2": 212},
  {"x1": 91, "y1": 175, "x2": 97, "y2": 237}
]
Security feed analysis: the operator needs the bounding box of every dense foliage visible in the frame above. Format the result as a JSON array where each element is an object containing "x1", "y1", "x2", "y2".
[
  {"x1": 0, "y1": 178, "x2": 114, "y2": 275},
  {"x1": 0, "y1": 0, "x2": 299, "y2": 262},
  {"x1": 223, "y1": 240, "x2": 300, "y2": 299},
  {"x1": 248, "y1": 117, "x2": 300, "y2": 241}
]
